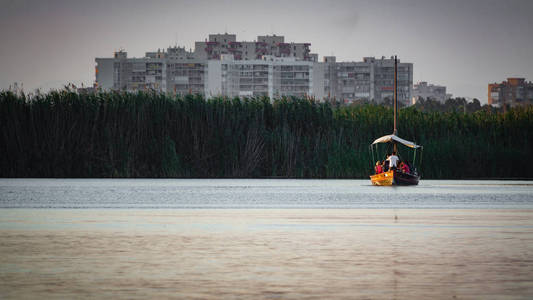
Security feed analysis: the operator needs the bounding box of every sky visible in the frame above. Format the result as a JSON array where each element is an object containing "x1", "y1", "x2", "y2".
[{"x1": 1, "y1": 0, "x2": 532, "y2": 102}]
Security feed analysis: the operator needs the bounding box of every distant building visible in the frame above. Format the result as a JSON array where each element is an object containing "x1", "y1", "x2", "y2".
[
  {"x1": 323, "y1": 56, "x2": 413, "y2": 105},
  {"x1": 94, "y1": 33, "x2": 414, "y2": 103},
  {"x1": 194, "y1": 33, "x2": 316, "y2": 61},
  {"x1": 412, "y1": 81, "x2": 450, "y2": 104},
  {"x1": 488, "y1": 78, "x2": 533, "y2": 107},
  {"x1": 96, "y1": 50, "x2": 167, "y2": 92},
  {"x1": 206, "y1": 55, "x2": 323, "y2": 99},
  {"x1": 95, "y1": 51, "x2": 320, "y2": 98},
  {"x1": 96, "y1": 50, "x2": 206, "y2": 94}
]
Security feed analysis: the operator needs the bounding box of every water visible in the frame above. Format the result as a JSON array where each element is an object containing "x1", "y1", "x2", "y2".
[
  {"x1": 1, "y1": 179, "x2": 533, "y2": 299},
  {"x1": 1, "y1": 179, "x2": 532, "y2": 209}
]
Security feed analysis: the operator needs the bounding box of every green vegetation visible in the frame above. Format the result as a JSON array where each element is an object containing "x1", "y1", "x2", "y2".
[
  {"x1": 414, "y1": 97, "x2": 485, "y2": 113},
  {"x1": 1, "y1": 90, "x2": 532, "y2": 179}
]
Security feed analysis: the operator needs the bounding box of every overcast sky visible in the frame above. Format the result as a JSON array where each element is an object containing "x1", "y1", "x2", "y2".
[{"x1": 1, "y1": 0, "x2": 532, "y2": 102}]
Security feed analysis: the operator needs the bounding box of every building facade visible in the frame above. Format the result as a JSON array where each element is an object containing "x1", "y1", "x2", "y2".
[
  {"x1": 167, "y1": 61, "x2": 207, "y2": 96},
  {"x1": 322, "y1": 56, "x2": 413, "y2": 105},
  {"x1": 95, "y1": 33, "x2": 413, "y2": 104},
  {"x1": 412, "y1": 81, "x2": 451, "y2": 104},
  {"x1": 488, "y1": 78, "x2": 533, "y2": 107},
  {"x1": 194, "y1": 33, "x2": 316, "y2": 62},
  {"x1": 95, "y1": 50, "x2": 168, "y2": 92},
  {"x1": 205, "y1": 55, "x2": 323, "y2": 99},
  {"x1": 96, "y1": 51, "x2": 321, "y2": 99}
]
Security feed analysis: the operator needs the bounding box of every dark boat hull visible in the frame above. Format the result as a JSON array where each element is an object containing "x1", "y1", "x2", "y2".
[{"x1": 393, "y1": 170, "x2": 419, "y2": 185}]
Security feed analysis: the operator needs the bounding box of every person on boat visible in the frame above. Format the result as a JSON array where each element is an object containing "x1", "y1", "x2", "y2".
[
  {"x1": 399, "y1": 161, "x2": 410, "y2": 174},
  {"x1": 383, "y1": 159, "x2": 390, "y2": 171},
  {"x1": 375, "y1": 161, "x2": 383, "y2": 174},
  {"x1": 404, "y1": 161, "x2": 411, "y2": 174},
  {"x1": 386, "y1": 151, "x2": 399, "y2": 170}
]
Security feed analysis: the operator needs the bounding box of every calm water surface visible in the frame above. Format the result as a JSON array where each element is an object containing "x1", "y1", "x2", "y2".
[
  {"x1": 1, "y1": 179, "x2": 533, "y2": 299},
  {"x1": 1, "y1": 178, "x2": 532, "y2": 209}
]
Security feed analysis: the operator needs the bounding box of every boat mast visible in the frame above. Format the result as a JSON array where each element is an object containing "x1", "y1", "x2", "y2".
[{"x1": 393, "y1": 55, "x2": 398, "y2": 152}]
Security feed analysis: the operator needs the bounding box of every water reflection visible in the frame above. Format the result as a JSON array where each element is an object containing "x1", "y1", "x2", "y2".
[{"x1": 1, "y1": 209, "x2": 533, "y2": 298}]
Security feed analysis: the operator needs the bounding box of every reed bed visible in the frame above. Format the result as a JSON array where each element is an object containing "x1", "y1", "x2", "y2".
[{"x1": 1, "y1": 90, "x2": 531, "y2": 179}]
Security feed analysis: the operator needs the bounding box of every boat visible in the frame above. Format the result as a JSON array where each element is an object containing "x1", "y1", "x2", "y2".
[
  {"x1": 369, "y1": 56, "x2": 422, "y2": 186},
  {"x1": 369, "y1": 136, "x2": 421, "y2": 185}
]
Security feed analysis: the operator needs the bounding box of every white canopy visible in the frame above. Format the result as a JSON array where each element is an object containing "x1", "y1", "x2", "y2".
[{"x1": 371, "y1": 134, "x2": 421, "y2": 149}]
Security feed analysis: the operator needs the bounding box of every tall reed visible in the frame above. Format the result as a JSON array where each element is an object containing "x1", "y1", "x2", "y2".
[{"x1": 1, "y1": 90, "x2": 532, "y2": 178}]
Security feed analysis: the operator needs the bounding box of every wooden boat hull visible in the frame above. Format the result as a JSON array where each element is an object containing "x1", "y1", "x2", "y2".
[
  {"x1": 370, "y1": 170, "x2": 394, "y2": 186},
  {"x1": 370, "y1": 170, "x2": 419, "y2": 186}
]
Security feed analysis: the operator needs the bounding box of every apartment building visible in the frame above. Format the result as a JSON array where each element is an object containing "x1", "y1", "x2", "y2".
[
  {"x1": 96, "y1": 49, "x2": 207, "y2": 95},
  {"x1": 94, "y1": 33, "x2": 414, "y2": 104},
  {"x1": 95, "y1": 50, "x2": 167, "y2": 92},
  {"x1": 412, "y1": 81, "x2": 451, "y2": 104},
  {"x1": 322, "y1": 56, "x2": 413, "y2": 105},
  {"x1": 194, "y1": 33, "x2": 317, "y2": 61},
  {"x1": 206, "y1": 55, "x2": 324, "y2": 99},
  {"x1": 168, "y1": 60, "x2": 207, "y2": 96},
  {"x1": 488, "y1": 78, "x2": 533, "y2": 107}
]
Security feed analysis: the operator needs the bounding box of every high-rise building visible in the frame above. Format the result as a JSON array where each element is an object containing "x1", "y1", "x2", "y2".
[
  {"x1": 322, "y1": 56, "x2": 413, "y2": 105},
  {"x1": 412, "y1": 81, "x2": 450, "y2": 104},
  {"x1": 206, "y1": 55, "x2": 323, "y2": 99},
  {"x1": 194, "y1": 33, "x2": 316, "y2": 61},
  {"x1": 95, "y1": 50, "x2": 168, "y2": 92},
  {"x1": 488, "y1": 78, "x2": 533, "y2": 107},
  {"x1": 94, "y1": 33, "x2": 413, "y2": 104},
  {"x1": 96, "y1": 49, "x2": 207, "y2": 95}
]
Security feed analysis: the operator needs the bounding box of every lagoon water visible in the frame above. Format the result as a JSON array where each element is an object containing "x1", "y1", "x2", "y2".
[
  {"x1": 1, "y1": 179, "x2": 533, "y2": 209},
  {"x1": 1, "y1": 179, "x2": 533, "y2": 299}
]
